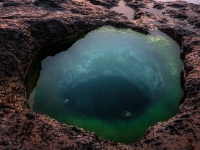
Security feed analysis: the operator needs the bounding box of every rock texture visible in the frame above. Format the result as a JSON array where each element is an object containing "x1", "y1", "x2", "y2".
[{"x1": 0, "y1": 0, "x2": 200, "y2": 149}]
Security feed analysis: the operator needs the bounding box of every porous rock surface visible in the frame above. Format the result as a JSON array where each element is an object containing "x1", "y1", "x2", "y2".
[{"x1": 0, "y1": 0, "x2": 200, "y2": 149}]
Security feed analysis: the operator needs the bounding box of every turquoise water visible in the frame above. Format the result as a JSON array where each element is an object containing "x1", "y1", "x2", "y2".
[{"x1": 28, "y1": 26, "x2": 183, "y2": 144}]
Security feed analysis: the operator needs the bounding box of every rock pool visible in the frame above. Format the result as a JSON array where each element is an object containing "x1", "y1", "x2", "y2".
[
  {"x1": 111, "y1": 1, "x2": 133, "y2": 20},
  {"x1": 28, "y1": 26, "x2": 183, "y2": 144}
]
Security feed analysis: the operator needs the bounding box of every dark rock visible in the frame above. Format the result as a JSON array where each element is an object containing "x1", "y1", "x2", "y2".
[
  {"x1": 3, "y1": 2, "x2": 20, "y2": 7},
  {"x1": 33, "y1": 0, "x2": 65, "y2": 11},
  {"x1": 153, "y1": 3, "x2": 165, "y2": 10},
  {"x1": 127, "y1": 1, "x2": 146, "y2": 9},
  {"x1": 158, "y1": 18, "x2": 168, "y2": 23},
  {"x1": 195, "y1": 22, "x2": 200, "y2": 28},
  {"x1": 166, "y1": 10, "x2": 188, "y2": 20},
  {"x1": 124, "y1": 0, "x2": 132, "y2": 2},
  {"x1": 87, "y1": 0, "x2": 119, "y2": 8},
  {"x1": 26, "y1": 112, "x2": 35, "y2": 120},
  {"x1": 167, "y1": 3, "x2": 187, "y2": 8},
  {"x1": 0, "y1": 141, "x2": 9, "y2": 146}
]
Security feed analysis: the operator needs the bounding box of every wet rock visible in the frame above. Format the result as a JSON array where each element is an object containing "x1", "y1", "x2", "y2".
[
  {"x1": 2, "y1": 2, "x2": 21, "y2": 7},
  {"x1": 167, "y1": 3, "x2": 187, "y2": 8},
  {"x1": 166, "y1": 9, "x2": 188, "y2": 20},
  {"x1": 195, "y1": 22, "x2": 200, "y2": 28},
  {"x1": 124, "y1": 0, "x2": 132, "y2": 2},
  {"x1": 126, "y1": 1, "x2": 146, "y2": 10},
  {"x1": 33, "y1": 0, "x2": 65, "y2": 11},
  {"x1": 0, "y1": 141, "x2": 9, "y2": 146},
  {"x1": 153, "y1": 3, "x2": 165, "y2": 10},
  {"x1": 86, "y1": 0, "x2": 119, "y2": 8},
  {"x1": 134, "y1": 10, "x2": 154, "y2": 20},
  {"x1": 158, "y1": 18, "x2": 168, "y2": 23}
]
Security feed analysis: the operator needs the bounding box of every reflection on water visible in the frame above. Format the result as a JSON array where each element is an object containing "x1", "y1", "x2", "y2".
[
  {"x1": 155, "y1": 0, "x2": 200, "y2": 5},
  {"x1": 28, "y1": 26, "x2": 183, "y2": 144},
  {"x1": 111, "y1": 1, "x2": 134, "y2": 20}
]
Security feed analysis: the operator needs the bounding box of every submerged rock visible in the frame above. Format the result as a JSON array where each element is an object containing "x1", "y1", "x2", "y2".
[
  {"x1": 64, "y1": 99, "x2": 69, "y2": 104},
  {"x1": 121, "y1": 110, "x2": 133, "y2": 118}
]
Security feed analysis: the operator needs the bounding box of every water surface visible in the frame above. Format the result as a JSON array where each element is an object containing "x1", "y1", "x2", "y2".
[
  {"x1": 111, "y1": 1, "x2": 133, "y2": 20},
  {"x1": 29, "y1": 26, "x2": 183, "y2": 144}
]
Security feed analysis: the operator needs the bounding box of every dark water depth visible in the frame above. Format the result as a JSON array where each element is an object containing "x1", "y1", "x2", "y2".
[
  {"x1": 28, "y1": 26, "x2": 183, "y2": 144},
  {"x1": 66, "y1": 76, "x2": 150, "y2": 120}
]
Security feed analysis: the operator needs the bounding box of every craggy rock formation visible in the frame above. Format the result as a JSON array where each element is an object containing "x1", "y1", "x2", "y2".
[{"x1": 0, "y1": 0, "x2": 200, "y2": 149}]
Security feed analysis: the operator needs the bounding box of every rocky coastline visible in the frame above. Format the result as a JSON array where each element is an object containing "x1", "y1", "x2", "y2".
[{"x1": 0, "y1": 0, "x2": 200, "y2": 149}]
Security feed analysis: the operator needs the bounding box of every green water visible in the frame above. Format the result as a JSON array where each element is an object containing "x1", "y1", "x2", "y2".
[{"x1": 28, "y1": 26, "x2": 183, "y2": 144}]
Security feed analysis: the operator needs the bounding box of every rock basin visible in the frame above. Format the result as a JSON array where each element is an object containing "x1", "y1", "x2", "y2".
[{"x1": 28, "y1": 26, "x2": 183, "y2": 144}]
